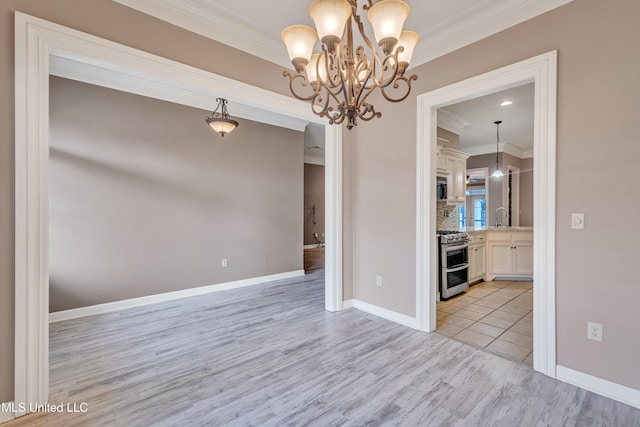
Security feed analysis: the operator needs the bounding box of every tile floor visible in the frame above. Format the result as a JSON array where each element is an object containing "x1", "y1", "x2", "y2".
[{"x1": 436, "y1": 280, "x2": 534, "y2": 366}]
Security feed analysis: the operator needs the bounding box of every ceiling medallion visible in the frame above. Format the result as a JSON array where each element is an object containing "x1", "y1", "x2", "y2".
[{"x1": 281, "y1": 0, "x2": 419, "y2": 130}]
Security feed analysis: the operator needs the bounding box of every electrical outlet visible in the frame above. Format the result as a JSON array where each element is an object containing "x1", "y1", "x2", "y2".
[
  {"x1": 222, "y1": 259, "x2": 228, "y2": 268},
  {"x1": 571, "y1": 213, "x2": 585, "y2": 229},
  {"x1": 587, "y1": 321, "x2": 603, "y2": 342},
  {"x1": 375, "y1": 275, "x2": 382, "y2": 287}
]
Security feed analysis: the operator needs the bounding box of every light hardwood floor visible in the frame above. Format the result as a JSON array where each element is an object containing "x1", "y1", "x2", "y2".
[{"x1": 4, "y1": 269, "x2": 640, "y2": 426}]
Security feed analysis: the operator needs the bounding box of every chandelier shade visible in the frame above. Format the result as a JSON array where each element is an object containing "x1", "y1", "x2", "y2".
[
  {"x1": 281, "y1": 0, "x2": 419, "y2": 129},
  {"x1": 309, "y1": 0, "x2": 351, "y2": 43},
  {"x1": 395, "y1": 30, "x2": 419, "y2": 66},
  {"x1": 281, "y1": 25, "x2": 318, "y2": 72},
  {"x1": 366, "y1": 0, "x2": 410, "y2": 53}
]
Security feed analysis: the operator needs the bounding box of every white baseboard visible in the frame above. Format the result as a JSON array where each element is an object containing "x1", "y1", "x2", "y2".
[
  {"x1": 556, "y1": 365, "x2": 640, "y2": 409},
  {"x1": 303, "y1": 244, "x2": 325, "y2": 249},
  {"x1": 342, "y1": 299, "x2": 354, "y2": 309},
  {"x1": 50, "y1": 270, "x2": 305, "y2": 323},
  {"x1": 0, "y1": 402, "x2": 16, "y2": 423},
  {"x1": 351, "y1": 299, "x2": 419, "y2": 330}
]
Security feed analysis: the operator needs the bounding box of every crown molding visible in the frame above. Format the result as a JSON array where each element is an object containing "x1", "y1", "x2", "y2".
[
  {"x1": 437, "y1": 109, "x2": 470, "y2": 135},
  {"x1": 114, "y1": 0, "x2": 573, "y2": 69},
  {"x1": 50, "y1": 55, "x2": 308, "y2": 132},
  {"x1": 462, "y1": 141, "x2": 528, "y2": 159},
  {"x1": 411, "y1": 0, "x2": 574, "y2": 65},
  {"x1": 113, "y1": 0, "x2": 291, "y2": 67}
]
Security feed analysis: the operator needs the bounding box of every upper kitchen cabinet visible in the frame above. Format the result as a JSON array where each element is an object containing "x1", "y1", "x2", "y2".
[{"x1": 441, "y1": 148, "x2": 469, "y2": 205}]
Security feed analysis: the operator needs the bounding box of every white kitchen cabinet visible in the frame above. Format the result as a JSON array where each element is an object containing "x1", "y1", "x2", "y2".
[
  {"x1": 468, "y1": 232, "x2": 486, "y2": 283},
  {"x1": 441, "y1": 148, "x2": 469, "y2": 206},
  {"x1": 486, "y1": 231, "x2": 533, "y2": 281}
]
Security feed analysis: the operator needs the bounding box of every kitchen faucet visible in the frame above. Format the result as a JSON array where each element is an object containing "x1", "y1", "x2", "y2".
[{"x1": 495, "y1": 207, "x2": 509, "y2": 227}]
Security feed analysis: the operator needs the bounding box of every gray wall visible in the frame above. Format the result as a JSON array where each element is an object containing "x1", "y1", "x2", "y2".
[
  {"x1": 303, "y1": 164, "x2": 325, "y2": 246},
  {"x1": 348, "y1": 0, "x2": 640, "y2": 390},
  {"x1": 49, "y1": 76, "x2": 303, "y2": 312}
]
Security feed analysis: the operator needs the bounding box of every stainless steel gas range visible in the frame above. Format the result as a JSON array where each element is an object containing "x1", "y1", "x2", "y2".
[{"x1": 437, "y1": 231, "x2": 470, "y2": 300}]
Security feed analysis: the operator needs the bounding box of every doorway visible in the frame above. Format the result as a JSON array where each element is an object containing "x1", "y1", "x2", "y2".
[
  {"x1": 14, "y1": 13, "x2": 344, "y2": 412},
  {"x1": 416, "y1": 51, "x2": 557, "y2": 378}
]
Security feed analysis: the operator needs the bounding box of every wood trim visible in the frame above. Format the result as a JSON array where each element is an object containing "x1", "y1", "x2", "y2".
[
  {"x1": 416, "y1": 51, "x2": 558, "y2": 379},
  {"x1": 556, "y1": 366, "x2": 640, "y2": 410},
  {"x1": 14, "y1": 12, "x2": 343, "y2": 414},
  {"x1": 50, "y1": 270, "x2": 305, "y2": 323}
]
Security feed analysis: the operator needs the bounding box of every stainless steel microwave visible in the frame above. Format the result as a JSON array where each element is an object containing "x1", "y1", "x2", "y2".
[{"x1": 437, "y1": 176, "x2": 448, "y2": 202}]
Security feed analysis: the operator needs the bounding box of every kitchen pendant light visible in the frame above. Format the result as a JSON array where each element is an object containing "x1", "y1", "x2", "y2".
[
  {"x1": 205, "y1": 98, "x2": 239, "y2": 137},
  {"x1": 492, "y1": 120, "x2": 504, "y2": 178},
  {"x1": 281, "y1": 0, "x2": 419, "y2": 130}
]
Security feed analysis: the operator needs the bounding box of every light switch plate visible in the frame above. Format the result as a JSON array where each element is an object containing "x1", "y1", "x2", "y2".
[{"x1": 571, "y1": 213, "x2": 584, "y2": 229}]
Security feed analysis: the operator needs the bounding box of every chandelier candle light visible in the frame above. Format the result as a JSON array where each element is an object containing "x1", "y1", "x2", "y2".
[
  {"x1": 205, "y1": 98, "x2": 239, "y2": 137},
  {"x1": 281, "y1": 0, "x2": 419, "y2": 129}
]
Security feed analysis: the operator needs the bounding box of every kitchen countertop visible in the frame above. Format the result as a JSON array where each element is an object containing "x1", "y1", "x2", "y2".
[{"x1": 464, "y1": 226, "x2": 533, "y2": 232}]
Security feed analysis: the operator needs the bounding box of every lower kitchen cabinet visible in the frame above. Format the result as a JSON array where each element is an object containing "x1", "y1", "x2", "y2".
[
  {"x1": 468, "y1": 231, "x2": 486, "y2": 283},
  {"x1": 486, "y1": 231, "x2": 533, "y2": 281}
]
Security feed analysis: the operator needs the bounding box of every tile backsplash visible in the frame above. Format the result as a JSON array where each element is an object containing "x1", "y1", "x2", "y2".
[{"x1": 437, "y1": 203, "x2": 460, "y2": 230}]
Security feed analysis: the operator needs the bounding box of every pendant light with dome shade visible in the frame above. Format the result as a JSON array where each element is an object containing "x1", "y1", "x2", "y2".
[
  {"x1": 491, "y1": 120, "x2": 504, "y2": 178},
  {"x1": 205, "y1": 98, "x2": 239, "y2": 137}
]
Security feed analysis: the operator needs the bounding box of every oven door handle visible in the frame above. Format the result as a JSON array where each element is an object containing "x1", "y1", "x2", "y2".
[
  {"x1": 444, "y1": 243, "x2": 469, "y2": 252},
  {"x1": 444, "y1": 263, "x2": 469, "y2": 273}
]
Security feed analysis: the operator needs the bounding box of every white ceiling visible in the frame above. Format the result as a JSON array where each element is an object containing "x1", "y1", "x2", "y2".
[
  {"x1": 439, "y1": 83, "x2": 535, "y2": 158},
  {"x1": 113, "y1": 0, "x2": 565, "y2": 158},
  {"x1": 115, "y1": 0, "x2": 573, "y2": 68}
]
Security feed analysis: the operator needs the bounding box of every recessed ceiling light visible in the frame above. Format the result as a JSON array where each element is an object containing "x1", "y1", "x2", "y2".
[{"x1": 500, "y1": 101, "x2": 513, "y2": 106}]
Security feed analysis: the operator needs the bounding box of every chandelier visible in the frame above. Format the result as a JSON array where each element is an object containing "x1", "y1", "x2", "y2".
[
  {"x1": 205, "y1": 98, "x2": 238, "y2": 137},
  {"x1": 281, "y1": 0, "x2": 419, "y2": 130}
]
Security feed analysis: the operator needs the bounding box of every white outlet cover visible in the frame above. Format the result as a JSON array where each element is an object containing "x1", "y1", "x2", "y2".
[
  {"x1": 571, "y1": 213, "x2": 585, "y2": 229},
  {"x1": 587, "y1": 321, "x2": 603, "y2": 342},
  {"x1": 375, "y1": 275, "x2": 382, "y2": 287}
]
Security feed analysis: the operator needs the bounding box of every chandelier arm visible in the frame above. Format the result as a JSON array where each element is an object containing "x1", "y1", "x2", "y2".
[
  {"x1": 309, "y1": 89, "x2": 331, "y2": 117},
  {"x1": 354, "y1": 99, "x2": 380, "y2": 121},
  {"x1": 379, "y1": 73, "x2": 418, "y2": 103},
  {"x1": 349, "y1": 47, "x2": 372, "y2": 108},
  {"x1": 361, "y1": 0, "x2": 374, "y2": 11},
  {"x1": 323, "y1": 48, "x2": 343, "y2": 89},
  {"x1": 313, "y1": 75, "x2": 350, "y2": 125},
  {"x1": 283, "y1": 70, "x2": 324, "y2": 102}
]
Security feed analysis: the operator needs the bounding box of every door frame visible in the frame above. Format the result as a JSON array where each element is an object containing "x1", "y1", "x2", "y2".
[
  {"x1": 416, "y1": 51, "x2": 557, "y2": 377},
  {"x1": 14, "y1": 12, "x2": 343, "y2": 413}
]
